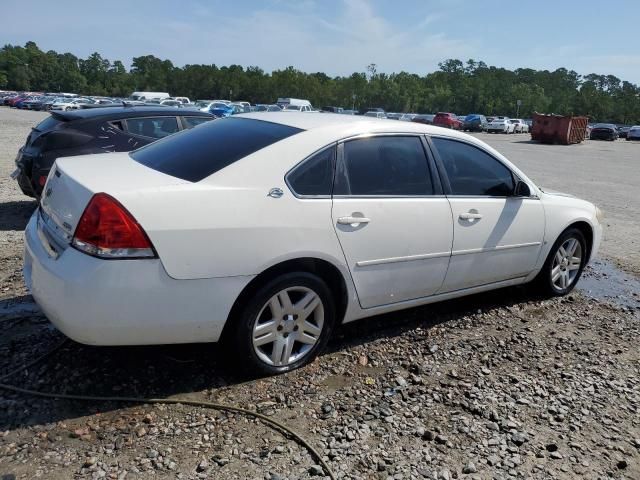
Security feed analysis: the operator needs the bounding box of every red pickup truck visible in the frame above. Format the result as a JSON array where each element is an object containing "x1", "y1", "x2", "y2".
[{"x1": 433, "y1": 112, "x2": 463, "y2": 130}]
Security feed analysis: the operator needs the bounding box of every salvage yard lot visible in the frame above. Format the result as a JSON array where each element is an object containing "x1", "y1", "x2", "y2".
[{"x1": 0, "y1": 108, "x2": 639, "y2": 479}]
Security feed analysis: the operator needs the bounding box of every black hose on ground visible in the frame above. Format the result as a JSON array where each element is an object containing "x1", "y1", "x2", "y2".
[{"x1": 0, "y1": 339, "x2": 336, "y2": 479}]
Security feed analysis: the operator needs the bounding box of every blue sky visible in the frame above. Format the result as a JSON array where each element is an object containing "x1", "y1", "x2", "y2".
[{"x1": 3, "y1": 0, "x2": 639, "y2": 83}]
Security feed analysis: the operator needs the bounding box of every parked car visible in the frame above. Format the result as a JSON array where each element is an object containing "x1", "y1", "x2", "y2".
[
  {"x1": 462, "y1": 114, "x2": 488, "y2": 132},
  {"x1": 6, "y1": 95, "x2": 28, "y2": 107},
  {"x1": 24, "y1": 113, "x2": 602, "y2": 375},
  {"x1": 209, "y1": 102, "x2": 240, "y2": 117},
  {"x1": 433, "y1": 112, "x2": 463, "y2": 130},
  {"x1": 15, "y1": 96, "x2": 41, "y2": 109},
  {"x1": 626, "y1": 126, "x2": 640, "y2": 141},
  {"x1": 589, "y1": 124, "x2": 618, "y2": 141},
  {"x1": 364, "y1": 111, "x2": 386, "y2": 119},
  {"x1": 160, "y1": 99, "x2": 182, "y2": 107},
  {"x1": 386, "y1": 113, "x2": 403, "y2": 120},
  {"x1": 617, "y1": 126, "x2": 630, "y2": 139},
  {"x1": 487, "y1": 117, "x2": 515, "y2": 134},
  {"x1": 194, "y1": 100, "x2": 217, "y2": 112},
  {"x1": 411, "y1": 114, "x2": 434, "y2": 125},
  {"x1": 322, "y1": 106, "x2": 344, "y2": 114},
  {"x1": 399, "y1": 113, "x2": 417, "y2": 122},
  {"x1": 21, "y1": 96, "x2": 46, "y2": 110},
  {"x1": 42, "y1": 97, "x2": 67, "y2": 111},
  {"x1": 277, "y1": 98, "x2": 312, "y2": 110},
  {"x1": 231, "y1": 102, "x2": 252, "y2": 113},
  {"x1": 13, "y1": 106, "x2": 215, "y2": 198},
  {"x1": 129, "y1": 91, "x2": 170, "y2": 101},
  {"x1": 510, "y1": 119, "x2": 529, "y2": 133},
  {"x1": 50, "y1": 98, "x2": 92, "y2": 111},
  {"x1": 283, "y1": 104, "x2": 313, "y2": 112},
  {"x1": 255, "y1": 104, "x2": 282, "y2": 112}
]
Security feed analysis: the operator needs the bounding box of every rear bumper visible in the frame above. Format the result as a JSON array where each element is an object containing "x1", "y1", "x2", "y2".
[{"x1": 24, "y1": 211, "x2": 254, "y2": 346}]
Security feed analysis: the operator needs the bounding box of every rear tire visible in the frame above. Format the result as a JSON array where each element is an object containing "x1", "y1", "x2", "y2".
[
  {"x1": 534, "y1": 227, "x2": 587, "y2": 296},
  {"x1": 230, "y1": 272, "x2": 335, "y2": 376}
]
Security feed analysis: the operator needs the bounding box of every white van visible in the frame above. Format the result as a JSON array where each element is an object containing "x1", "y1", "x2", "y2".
[
  {"x1": 277, "y1": 98, "x2": 312, "y2": 111},
  {"x1": 130, "y1": 92, "x2": 170, "y2": 101}
]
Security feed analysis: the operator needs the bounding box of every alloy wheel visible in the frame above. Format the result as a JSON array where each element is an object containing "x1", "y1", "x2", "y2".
[
  {"x1": 252, "y1": 286, "x2": 324, "y2": 367},
  {"x1": 551, "y1": 237, "x2": 583, "y2": 290}
]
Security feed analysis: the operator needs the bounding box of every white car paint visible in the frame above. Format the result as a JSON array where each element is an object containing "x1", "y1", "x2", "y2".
[
  {"x1": 50, "y1": 98, "x2": 91, "y2": 111},
  {"x1": 510, "y1": 119, "x2": 529, "y2": 133},
  {"x1": 24, "y1": 113, "x2": 602, "y2": 347},
  {"x1": 487, "y1": 117, "x2": 515, "y2": 133}
]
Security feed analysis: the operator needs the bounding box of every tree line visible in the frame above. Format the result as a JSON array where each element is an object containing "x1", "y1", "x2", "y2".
[{"x1": 1, "y1": 41, "x2": 639, "y2": 123}]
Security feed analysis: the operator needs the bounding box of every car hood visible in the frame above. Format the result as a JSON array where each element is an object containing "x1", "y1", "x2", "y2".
[{"x1": 539, "y1": 187, "x2": 575, "y2": 198}]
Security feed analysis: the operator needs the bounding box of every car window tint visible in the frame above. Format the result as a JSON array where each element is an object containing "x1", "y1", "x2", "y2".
[
  {"x1": 126, "y1": 117, "x2": 179, "y2": 139},
  {"x1": 432, "y1": 137, "x2": 514, "y2": 196},
  {"x1": 287, "y1": 146, "x2": 335, "y2": 196},
  {"x1": 182, "y1": 116, "x2": 212, "y2": 129},
  {"x1": 130, "y1": 117, "x2": 302, "y2": 182},
  {"x1": 335, "y1": 136, "x2": 433, "y2": 196},
  {"x1": 35, "y1": 115, "x2": 63, "y2": 131}
]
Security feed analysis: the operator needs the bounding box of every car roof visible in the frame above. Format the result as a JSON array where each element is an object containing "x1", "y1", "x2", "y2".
[
  {"x1": 236, "y1": 111, "x2": 475, "y2": 138},
  {"x1": 51, "y1": 106, "x2": 213, "y2": 121}
]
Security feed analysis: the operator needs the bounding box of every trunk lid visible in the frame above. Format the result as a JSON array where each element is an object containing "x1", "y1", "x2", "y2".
[{"x1": 40, "y1": 152, "x2": 189, "y2": 246}]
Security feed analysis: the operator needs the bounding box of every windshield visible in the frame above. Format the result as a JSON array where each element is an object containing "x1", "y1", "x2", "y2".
[
  {"x1": 211, "y1": 102, "x2": 229, "y2": 109},
  {"x1": 35, "y1": 115, "x2": 63, "y2": 132},
  {"x1": 130, "y1": 118, "x2": 303, "y2": 182},
  {"x1": 284, "y1": 105, "x2": 301, "y2": 110}
]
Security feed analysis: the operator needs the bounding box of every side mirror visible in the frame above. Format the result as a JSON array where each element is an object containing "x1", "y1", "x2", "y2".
[{"x1": 514, "y1": 180, "x2": 531, "y2": 197}]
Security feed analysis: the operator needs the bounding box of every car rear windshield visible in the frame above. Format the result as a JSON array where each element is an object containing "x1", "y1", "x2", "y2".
[
  {"x1": 130, "y1": 117, "x2": 303, "y2": 182},
  {"x1": 35, "y1": 115, "x2": 64, "y2": 132}
]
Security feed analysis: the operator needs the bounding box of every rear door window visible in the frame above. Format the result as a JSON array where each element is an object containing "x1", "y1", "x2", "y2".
[
  {"x1": 130, "y1": 117, "x2": 302, "y2": 182},
  {"x1": 334, "y1": 136, "x2": 434, "y2": 196},
  {"x1": 125, "y1": 117, "x2": 179, "y2": 139}
]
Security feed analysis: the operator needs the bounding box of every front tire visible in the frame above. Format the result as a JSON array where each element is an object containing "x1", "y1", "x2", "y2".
[
  {"x1": 231, "y1": 272, "x2": 335, "y2": 376},
  {"x1": 534, "y1": 228, "x2": 587, "y2": 296}
]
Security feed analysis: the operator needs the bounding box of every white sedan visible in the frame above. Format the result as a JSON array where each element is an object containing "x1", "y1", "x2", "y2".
[
  {"x1": 510, "y1": 119, "x2": 529, "y2": 133},
  {"x1": 50, "y1": 98, "x2": 92, "y2": 111},
  {"x1": 24, "y1": 113, "x2": 603, "y2": 375},
  {"x1": 487, "y1": 117, "x2": 516, "y2": 134}
]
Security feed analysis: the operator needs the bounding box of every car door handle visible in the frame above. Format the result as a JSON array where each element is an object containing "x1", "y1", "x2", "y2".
[
  {"x1": 459, "y1": 212, "x2": 483, "y2": 220},
  {"x1": 337, "y1": 216, "x2": 371, "y2": 225}
]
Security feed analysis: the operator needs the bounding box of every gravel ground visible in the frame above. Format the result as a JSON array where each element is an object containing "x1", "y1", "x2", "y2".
[{"x1": 0, "y1": 108, "x2": 639, "y2": 479}]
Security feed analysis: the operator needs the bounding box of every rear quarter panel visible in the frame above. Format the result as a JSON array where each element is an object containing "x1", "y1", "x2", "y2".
[{"x1": 121, "y1": 128, "x2": 358, "y2": 281}]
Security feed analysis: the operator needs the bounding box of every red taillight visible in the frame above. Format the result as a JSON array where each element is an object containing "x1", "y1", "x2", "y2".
[
  {"x1": 38, "y1": 175, "x2": 47, "y2": 187},
  {"x1": 72, "y1": 193, "x2": 156, "y2": 259}
]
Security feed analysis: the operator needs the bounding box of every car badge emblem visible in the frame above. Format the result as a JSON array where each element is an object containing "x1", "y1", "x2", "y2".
[{"x1": 268, "y1": 188, "x2": 284, "y2": 198}]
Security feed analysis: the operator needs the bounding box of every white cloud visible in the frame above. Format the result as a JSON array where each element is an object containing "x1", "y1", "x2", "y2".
[{"x1": 171, "y1": 0, "x2": 474, "y2": 75}]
